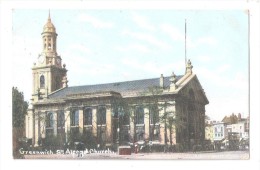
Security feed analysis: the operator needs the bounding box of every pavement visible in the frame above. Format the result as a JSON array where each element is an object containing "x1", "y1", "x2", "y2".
[{"x1": 23, "y1": 150, "x2": 249, "y2": 160}]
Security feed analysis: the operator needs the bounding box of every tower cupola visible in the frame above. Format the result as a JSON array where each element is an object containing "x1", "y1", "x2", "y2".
[
  {"x1": 43, "y1": 11, "x2": 56, "y2": 33},
  {"x1": 41, "y1": 11, "x2": 58, "y2": 56}
]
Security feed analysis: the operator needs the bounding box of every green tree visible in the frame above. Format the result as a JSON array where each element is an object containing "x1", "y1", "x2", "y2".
[
  {"x1": 142, "y1": 86, "x2": 185, "y2": 151},
  {"x1": 12, "y1": 87, "x2": 28, "y2": 158},
  {"x1": 12, "y1": 87, "x2": 28, "y2": 128}
]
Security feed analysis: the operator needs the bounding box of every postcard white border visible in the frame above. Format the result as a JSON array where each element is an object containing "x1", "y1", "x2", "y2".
[{"x1": 0, "y1": 1, "x2": 259, "y2": 170}]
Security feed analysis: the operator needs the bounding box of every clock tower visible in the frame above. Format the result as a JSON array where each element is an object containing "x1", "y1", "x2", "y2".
[{"x1": 32, "y1": 12, "x2": 68, "y2": 102}]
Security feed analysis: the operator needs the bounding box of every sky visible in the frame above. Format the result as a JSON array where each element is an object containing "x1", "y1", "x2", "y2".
[{"x1": 12, "y1": 9, "x2": 249, "y2": 121}]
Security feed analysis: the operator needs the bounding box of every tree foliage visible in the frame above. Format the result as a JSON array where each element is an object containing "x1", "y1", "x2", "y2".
[{"x1": 12, "y1": 87, "x2": 28, "y2": 128}]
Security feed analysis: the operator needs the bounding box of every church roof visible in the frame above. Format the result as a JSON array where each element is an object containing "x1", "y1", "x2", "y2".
[{"x1": 48, "y1": 76, "x2": 183, "y2": 99}]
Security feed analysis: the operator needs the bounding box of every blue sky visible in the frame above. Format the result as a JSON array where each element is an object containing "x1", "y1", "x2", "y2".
[{"x1": 12, "y1": 9, "x2": 249, "y2": 121}]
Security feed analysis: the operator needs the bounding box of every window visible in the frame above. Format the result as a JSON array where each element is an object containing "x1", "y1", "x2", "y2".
[
  {"x1": 57, "y1": 111, "x2": 65, "y2": 128},
  {"x1": 40, "y1": 75, "x2": 45, "y2": 88},
  {"x1": 150, "y1": 105, "x2": 159, "y2": 125},
  {"x1": 122, "y1": 113, "x2": 130, "y2": 125},
  {"x1": 48, "y1": 43, "x2": 51, "y2": 50},
  {"x1": 136, "y1": 107, "x2": 144, "y2": 124},
  {"x1": 97, "y1": 107, "x2": 106, "y2": 125},
  {"x1": 46, "y1": 112, "x2": 54, "y2": 128},
  {"x1": 71, "y1": 110, "x2": 79, "y2": 126},
  {"x1": 55, "y1": 77, "x2": 60, "y2": 90},
  {"x1": 84, "y1": 108, "x2": 92, "y2": 125}
]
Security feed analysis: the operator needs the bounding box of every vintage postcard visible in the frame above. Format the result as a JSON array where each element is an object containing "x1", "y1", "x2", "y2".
[
  {"x1": 11, "y1": 8, "x2": 250, "y2": 160},
  {"x1": 2, "y1": 1, "x2": 259, "y2": 169}
]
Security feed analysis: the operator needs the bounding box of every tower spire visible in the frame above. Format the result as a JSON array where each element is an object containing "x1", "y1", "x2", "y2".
[{"x1": 48, "y1": 9, "x2": 51, "y2": 21}]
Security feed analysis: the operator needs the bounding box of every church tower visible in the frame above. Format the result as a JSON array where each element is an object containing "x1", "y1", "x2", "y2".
[{"x1": 32, "y1": 12, "x2": 68, "y2": 102}]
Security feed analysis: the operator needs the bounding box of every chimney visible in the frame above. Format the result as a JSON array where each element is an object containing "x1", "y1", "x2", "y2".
[
  {"x1": 238, "y1": 113, "x2": 241, "y2": 121},
  {"x1": 160, "y1": 74, "x2": 164, "y2": 88}
]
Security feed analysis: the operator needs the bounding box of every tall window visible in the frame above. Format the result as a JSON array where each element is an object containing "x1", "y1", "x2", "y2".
[
  {"x1": 97, "y1": 107, "x2": 106, "y2": 125},
  {"x1": 150, "y1": 105, "x2": 159, "y2": 124},
  {"x1": 55, "y1": 77, "x2": 60, "y2": 90},
  {"x1": 122, "y1": 113, "x2": 130, "y2": 125},
  {"x1": 40, "y1": 75, "x2": 45, "y2": 88},
  {"x1": 71, "y1": 110, "x2": 79, "y2": 126},
  {"x1": 84, "y1": 108, "x2": 92, "y2": 125},
  {"x1": 46, "y1": 112, "x2": 54, "y2": 128},
  {"x1": 57, "y1": 111, "x2": 65, "y2": 128},
  {"x1": 135, "y1": 107, "x2": 144, "y2": 124}
]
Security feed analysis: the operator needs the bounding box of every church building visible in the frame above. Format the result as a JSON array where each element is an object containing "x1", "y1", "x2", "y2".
[{"x1": 26, "y1": 13, "x2": 209, "y2": 151}]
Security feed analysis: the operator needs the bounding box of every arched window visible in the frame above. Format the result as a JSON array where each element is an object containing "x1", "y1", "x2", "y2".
[
  {"x1": 48, "y1": 43, "x2": 51, "y2": 50},
  {"x1": 40, "y1": 75, "x2": 45, "y2": 88},
  {"x1": 84, "y1": 108, "x2": 92, "y2": 125},
  {"x1": 136, "y1": 107, "x2": 144, "y2": 124},
  {"x1": 46, "y1": 112, "x2": 54, "y2": 128},
  {"x1": 97, "y1": 107, "x2": 106, "y2": 125},
  {"x1": 71, "y1": 110, "x2": 79, "y2": 126}
]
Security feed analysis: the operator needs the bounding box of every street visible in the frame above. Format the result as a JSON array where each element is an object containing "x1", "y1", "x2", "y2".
[{"x1": 24, "y1": 150, "x2": 249, "y2": 160}]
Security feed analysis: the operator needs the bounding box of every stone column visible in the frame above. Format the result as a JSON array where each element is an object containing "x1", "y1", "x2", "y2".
[
  {"x1": 79, "y1": 108, "x2": 84, "y2": 134},
  {"x1": 26, "y1": 109, "x2": 34, "y2": 139},
  {"x1": 53, "y1": 111, "x2": 58, "y2": 136},
  {"x1": 34, "y1": 112, "x2": 39, "y2": 146},
  {"x1": 129, "y1": 108, "x2": 135, "y2": 142},
  {"x1": 65, "y1": 109, "x2": 70, "y2": 143},
  {"x1": 40, "y1": 112, "x2": 46, "y2": 139},
  {"x1": 159, "y1": 104, "x2": 166, "y2": 145},
  {"x1": 144, "y1": 107, "x2": 150, "y2": 141},
  {"x1": 106, "y1": 106, "x2": 112, "y2": 144},
  {"x1": 92, "y1": 107, "x2": 97, "y2": 138}
]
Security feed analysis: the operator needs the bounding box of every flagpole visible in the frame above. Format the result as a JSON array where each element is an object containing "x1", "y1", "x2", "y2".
[{"x1": 185, "y1": 19, "x2": 187, "y2": 66}]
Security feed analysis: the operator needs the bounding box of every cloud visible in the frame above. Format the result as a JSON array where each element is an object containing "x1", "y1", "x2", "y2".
[
  {"x1": 130, "y1": 12, "x2": 156, "y2": 32},
  {"x1": 197, "y1": 37, "x2": 217, "y2": 46},
  {"x1": 115, "y1": 43, "x2": 150, "y2": 53},
  {"x1": 207, "y1": 96, "x2": 248, "y2": 121},
  {"x1": 69, "y1": 44, "x2": 92, "y2": 54},
  {"x1": 161, "y1": 24, "x2": 218, "y2": 49},
  {"x1": 196, "y1": 64, "x2": 247, "y2": 91},
  {"x1": 196, "y1": 55, "x2": 212, "y2": 63},
  {"x1": 12, "y1": 35, "x2": 40, "y2": 101},
  {"x1": 161, "y1": 24, "x2": 184, "y2": 42},
  {"x1": 121, "y1": 57, "x2": 184, "y2": 76},
  {"x1": 121, "y1": 30, "x2": 171, "y2": 50},
  {"x1": 77, "y1": 13, "x2": 114, "y2": 29}
]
